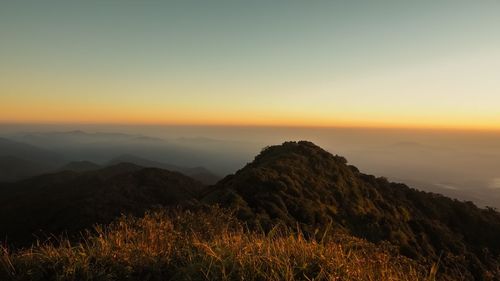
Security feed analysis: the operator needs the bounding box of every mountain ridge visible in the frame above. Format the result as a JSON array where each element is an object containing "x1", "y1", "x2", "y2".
[
  {"x1": 0, "y1": 137, "x2": 65, "y2": 181},
  {"x1": 108, "y1": 154, "x2": 220, "y2": 184},
  {"x1": 202, "y1": 141, "x2": 500, "y2": 280}
]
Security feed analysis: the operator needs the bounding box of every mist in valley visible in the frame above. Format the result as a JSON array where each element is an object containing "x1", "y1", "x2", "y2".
[{"x1": 1, "y1": 124, "x2": 499, "y2": 208}]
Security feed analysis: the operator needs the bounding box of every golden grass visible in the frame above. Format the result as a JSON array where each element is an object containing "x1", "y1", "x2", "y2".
[{"x1": 1, "y1": 207, "x2": 436, "y2": 281}]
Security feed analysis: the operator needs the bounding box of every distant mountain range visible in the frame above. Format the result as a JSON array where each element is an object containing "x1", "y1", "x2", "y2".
[
  {"x1": 1, "y1": 141, "x2": 500, "y2": 279},
  {"x1": 0, "y1": 135, "x2": 220, "y2": 184},
  {"x1": 107, "y1": 154, "x2": 220, "y2": 184},
  {"x1": 57, "y1": 160, "x2": 102, "y2": 172},
  {"x1": 5, "y1": 130, "x2": 256, "y2": 174},
  {"x1": 0, "y1": 137, "x2": 65, "y2": 181}
]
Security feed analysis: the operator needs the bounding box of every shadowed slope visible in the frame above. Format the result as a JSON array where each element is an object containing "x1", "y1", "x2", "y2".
[
  {"x1": 0, "y1": 138, "x2": 65, "y2": 181},
  {"x1": 0, "y1": 163, "x2": 204, "y2": 246}
]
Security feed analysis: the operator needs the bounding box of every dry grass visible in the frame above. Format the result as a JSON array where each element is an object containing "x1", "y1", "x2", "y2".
[{"x1": 0, "y1": 207, "x2": 436, "y2": 281}]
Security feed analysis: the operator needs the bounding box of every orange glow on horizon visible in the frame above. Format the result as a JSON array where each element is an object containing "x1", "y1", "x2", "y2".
[
  {"x1": 2, "y1": 90, "x2": 499, "y2": 132},
  {"x1": 1, "y1": 104, "x2": 499, "y2": 132}
]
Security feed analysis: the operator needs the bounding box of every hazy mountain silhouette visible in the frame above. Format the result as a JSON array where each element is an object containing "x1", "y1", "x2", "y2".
[
  {"x1": 13, "y1": 130, "x2": 164, "y2": 144},
  {"x1": 0, "y1": 137, "x2": 62, "y2": 163},
  {"x1": 7, "y1": 130, "x2": 260, "y2": 175},
  {"x1": 57, "y1": 161, "x2": 102, "y2": 172},
  {"x1": 203, "y1": 141, "x2": 500, "y2": 280},
  {"x1": 0, "y1": 163, "x2": 204, "y2": 245},
  {"x1": 0, "y1": 137, "x2": 65, "y2": 181},
  {"x1": 8, "y1": 131, "x2": 189, "y2": 165},
  {"x1": 0, "y1": 156, "x2": 47, "y2": 182},
  {"x1": 108, "y1": 154, "x2": 220, "y2": 184},
  {"x1": 0, "y1": 133, "x2": 220, "y2": 183}
]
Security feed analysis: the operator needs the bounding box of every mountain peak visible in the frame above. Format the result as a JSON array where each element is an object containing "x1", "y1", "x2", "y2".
[
  {"x1": 203, "y1": 141, "x2": 500, "y2": 279},
  {"x1": 258, "y1": 141, "x2": 326, "y2": 157},
  {"x1": 253, "y1": 141, "x2": 347, "y2": 168}
]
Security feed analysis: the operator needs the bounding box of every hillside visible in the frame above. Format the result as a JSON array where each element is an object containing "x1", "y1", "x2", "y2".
[
  {"x1": 0, "y1": 163, "x2": 204, "y2": 245},
  {"x1": 0, "y1": 207, "x2": 433, "y2": 281},
  {"x1": 109, "y1": 154, "x2": 220, "y2": 184},
  {"x1": 0, "y1": 156, "x2": 47, "y2": 182},
  {"x1": 203, "y1": 141, "x2": 500, "y2": 280},
  {"x1": 0, "y1": 138, "x2": 65, "y2": 181},
  {"x1": 57, "y1": 160, "x2": 102, "y2": 172}
]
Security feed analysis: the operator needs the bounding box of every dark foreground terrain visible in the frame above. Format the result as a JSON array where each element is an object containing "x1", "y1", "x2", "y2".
[{"x1": 2, "y1": 141, "x2": 500, "y2": 280}]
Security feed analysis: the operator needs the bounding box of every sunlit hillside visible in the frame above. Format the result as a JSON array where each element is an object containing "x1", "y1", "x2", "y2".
[{"x1": 0, "y1": 207, "x2": 436, "y2": 281}]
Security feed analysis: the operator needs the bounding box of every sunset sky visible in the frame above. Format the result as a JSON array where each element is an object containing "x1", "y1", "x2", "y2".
[{"x1": 1, "y1": 1, "x2": 499, "y2": 129}]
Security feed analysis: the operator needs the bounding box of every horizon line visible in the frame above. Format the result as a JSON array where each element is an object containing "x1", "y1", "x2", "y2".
[{"x1": 1, "y1": 121, "x2": 500, "y2": 133}]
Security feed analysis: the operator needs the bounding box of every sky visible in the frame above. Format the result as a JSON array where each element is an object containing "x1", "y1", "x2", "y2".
[{"x1": 1, "y1": 0, "x2": 499, "y2": 129}]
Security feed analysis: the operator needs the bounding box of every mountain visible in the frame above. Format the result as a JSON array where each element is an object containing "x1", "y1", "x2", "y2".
[
  {"x1": 0, "y1": 156, "x2": 47, "y2": 182},
  {"x1": 8, "y1": 130, "x2": 258, "y2": 175},
  {"x1": 57, "y1": 160, "x2": 102, "y2": 172},
  {"x1": 8, "y1": 131, "x2": 195, "y2": 166},
  {"x1": 3, "y1": 140, "x2": 500, "y2": 279},
  {"x1": 203, "y1": 141, "x2": 500, "y2": 280},
  {"x1": 0, "y1": 137, "x2": 62, "y2": 162},
  {"x1": 0, "y1": 137, "x2": 65, "y2": 181},
  {"x1": 0, "y1": 163, "x2": 204, "y2": 246},
  {"x1": 109, "y1": 154, "x2": 220, "y2": 184},
  {"x1": 12, "y1": 130, "x2": 165, "y2": 145}
]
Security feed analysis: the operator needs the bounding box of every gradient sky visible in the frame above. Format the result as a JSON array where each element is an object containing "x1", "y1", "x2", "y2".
[{"x1": 1, "y1": 1, "x2": 499, "y2": 129}]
